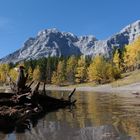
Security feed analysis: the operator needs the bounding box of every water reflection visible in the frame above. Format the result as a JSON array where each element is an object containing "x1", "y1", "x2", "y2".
[{"x1": 1, "y1": 91, "x2": 140, "y2": 140}]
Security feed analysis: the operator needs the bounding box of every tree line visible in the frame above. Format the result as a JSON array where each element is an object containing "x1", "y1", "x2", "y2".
[{"x1": 0, "y1": 37, "x2": 140, "y2": 85}]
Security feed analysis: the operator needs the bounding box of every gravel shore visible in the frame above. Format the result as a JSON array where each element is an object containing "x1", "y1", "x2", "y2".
[
  {"x1": 45, "y1": 82, "x2": 140, "y2": 94},
  {"x1": 1, "y1": 82, "x2": 140, "y2": 94}
]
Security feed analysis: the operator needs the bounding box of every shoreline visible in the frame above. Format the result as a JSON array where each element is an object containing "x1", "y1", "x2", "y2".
[
  {"x1": 1, "y1": 82, "x2": 140, "y2": 94},
  {"x1": 45, "y1": 82, "x2": 140, "y2": 94}
]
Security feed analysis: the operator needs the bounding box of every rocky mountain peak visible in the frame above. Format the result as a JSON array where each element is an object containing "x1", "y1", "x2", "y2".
[
  {"x1": 120, "y1": 20, "x2": 140, "y2": 43},
  {"x1": 37, "y1": 28, "x2": 60, "y2": 36},
  {"x1": 0, "y1": 20, "x2": 140, "y2": 63}
]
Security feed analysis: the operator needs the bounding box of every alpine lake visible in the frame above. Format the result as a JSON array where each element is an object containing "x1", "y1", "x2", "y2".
[{"x1": 0, "y1": 89, "x2": 140, "y2": 140}]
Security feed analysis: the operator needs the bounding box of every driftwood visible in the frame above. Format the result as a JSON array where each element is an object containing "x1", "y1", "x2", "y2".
[{"x1": 0, "y1": 71, "x2": 76, "y2": 133}]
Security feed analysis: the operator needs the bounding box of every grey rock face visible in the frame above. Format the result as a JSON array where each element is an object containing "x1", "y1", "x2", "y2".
[
  {"x1": 0, "y1": 20, "x2": 140, "y2": 63},
  {"x1": 120, "y1": 20, "x2": 140, "y2": 43}
]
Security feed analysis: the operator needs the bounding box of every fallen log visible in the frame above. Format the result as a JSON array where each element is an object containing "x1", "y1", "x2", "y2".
[
  {"x1": 0, "y1": 69, "x2": 77, "y2": 133},
  {"x1": 0, "y1": 87, "x2": 76, "y2": 132},
  {"x1": 68, "y1": 88, "x2": 76, "y2": 101}
]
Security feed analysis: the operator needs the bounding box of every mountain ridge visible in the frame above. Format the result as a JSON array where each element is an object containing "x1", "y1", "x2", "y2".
[{"x1": 0, "y1": 20, "x2": 140, "y2": 63}]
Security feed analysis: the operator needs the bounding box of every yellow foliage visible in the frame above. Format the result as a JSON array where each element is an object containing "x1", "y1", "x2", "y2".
[
  {"x1": 88, "y1": 56, "x2": 121, "y2": 84},
  {"x1": 123, "y1": 37, "x2": 140, "y2": 71},
  {"x1": 51, "y1": 60, "x2": 66, "y2": 85},
  {"x1": 0, "y1": 64, "x2": 10, "y2": 83},
  {"x1": 75, "y1": 56, "x2": 87, "y2": 83},
  {"x1": 56, "y1": 60, "x2": 66, "y2": 84},
  {"x1": 88, "y1": 56, "x2": 108, "y2": 83},
  {"x1": 28, "y1": 67, "x2": 33, "y2": 81},
  {"x1": 51, "y1": 71, "x2": 58, "y2": 84},
  {"x1": 66, "y1": 56, "x2": 77, "y2": 83},
  {"x1": 9, "y1": 68, "x2": 18, "y2": 81},
  {"x1": 33, "y1": 65, "x2": 40, "y2": 81},
  {"x1": 113, "y1": 49, "x2": 122, "y2": 70}
]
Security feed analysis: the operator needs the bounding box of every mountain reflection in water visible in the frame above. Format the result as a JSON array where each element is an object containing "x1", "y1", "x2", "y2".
[{"x1": 0, "y1": 90, "x2": 140, "y2": 140}]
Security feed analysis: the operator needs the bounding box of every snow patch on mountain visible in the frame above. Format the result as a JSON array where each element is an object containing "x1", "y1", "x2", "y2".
[{"x1": 0, "y1": 20, "x2": 140, "y2": 63}]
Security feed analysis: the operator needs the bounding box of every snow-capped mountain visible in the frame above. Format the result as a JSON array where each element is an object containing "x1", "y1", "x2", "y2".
[{"x1": 0, "y1": 20, "x2": 140, "y2": 63}]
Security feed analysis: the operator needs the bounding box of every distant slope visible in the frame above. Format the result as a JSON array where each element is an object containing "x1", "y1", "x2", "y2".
[{"x1": 0, "y1": 20, "x2": 140, "y2": 63}]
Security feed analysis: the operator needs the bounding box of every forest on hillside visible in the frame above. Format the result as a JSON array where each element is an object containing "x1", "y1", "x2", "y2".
[{"x1": 0, "y1": 37, "x2": 140, "y2": 85}]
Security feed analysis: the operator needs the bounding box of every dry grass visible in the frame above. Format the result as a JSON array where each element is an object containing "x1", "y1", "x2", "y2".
[
  {"x1": 111, "y1": 70, "x2": 140, "y2": 87},
  {"x1": 63, "y1": 70, "x2": 140, "y2": 88}
]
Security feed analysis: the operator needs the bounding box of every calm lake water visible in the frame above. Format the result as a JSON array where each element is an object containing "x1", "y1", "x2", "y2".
[{"x1": 0, "y1": 90, "x2": 140, "y2": 140}]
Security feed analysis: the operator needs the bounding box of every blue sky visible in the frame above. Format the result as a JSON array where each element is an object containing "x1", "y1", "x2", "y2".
[{"x1": 0, "y1": 0, "x2": 140, "y2": 58}]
